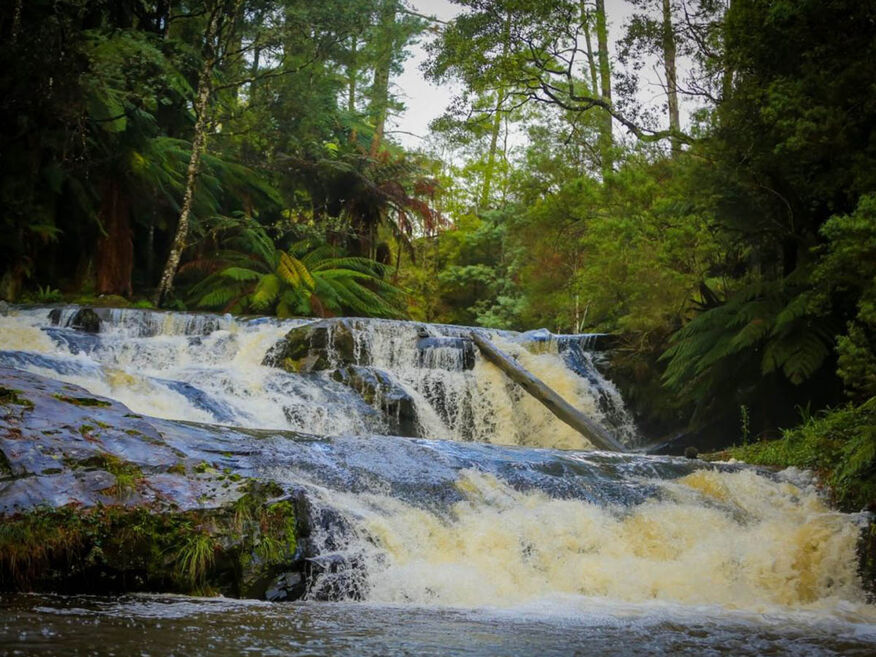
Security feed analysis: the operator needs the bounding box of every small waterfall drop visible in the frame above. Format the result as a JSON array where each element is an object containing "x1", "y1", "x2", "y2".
[{"x1": 0, "y1": 306, "x2": 636, "y2": 448}]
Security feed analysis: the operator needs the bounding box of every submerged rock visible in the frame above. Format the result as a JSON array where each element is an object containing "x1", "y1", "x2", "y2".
[{"x1": 416, "y1": 336, "x2": 475, "y2": 370}]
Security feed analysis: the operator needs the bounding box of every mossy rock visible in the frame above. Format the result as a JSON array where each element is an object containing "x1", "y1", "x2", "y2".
[
  {"x1": 0, "y1": 483, "x2": 305, "y2": 600},
  {"x1": 264, "y1": 319, "x2": 368, "y2": 372},
  {"x1": 0, "y1": 386, "x2": 33, "y2": 410}
]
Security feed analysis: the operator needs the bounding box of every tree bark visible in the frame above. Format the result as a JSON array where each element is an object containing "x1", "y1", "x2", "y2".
[
  {"x1": 595, "y1": 0, "x2": 613, "y2": 176},
  {"x1": 96, "y1": 179, "x2": 134, "y2": 297},
  {"x1": 369, "y1": 0, "x2": 396, "y2": 156},
  {"x1": 153, "y1": 5, "x2": 223, "y2": 307},
  {"x1": 348, "y1": 35, "x2": 358, "y2": 113},
  {"x1": 478, "y1": 13, "x2": 511, "y2": 210},
  {"x1": 662, "y1": 0, "x2": 681, "y2": 153},
  {"x1": 581, "y1": 4, "x2": 600, "y2": 96}
]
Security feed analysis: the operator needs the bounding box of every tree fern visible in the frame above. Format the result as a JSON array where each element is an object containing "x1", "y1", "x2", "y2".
[
  {"x1": 662, "y1": 274, "x2": 835, "y2": 417},
  {"x1": 186, "y1": 219, "x2": 405, "y2": 318}
]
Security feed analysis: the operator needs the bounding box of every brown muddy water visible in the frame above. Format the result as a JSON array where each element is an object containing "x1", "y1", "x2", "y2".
[{"x1": 2, "y1": 593, "x2": 875, "y2": 657}]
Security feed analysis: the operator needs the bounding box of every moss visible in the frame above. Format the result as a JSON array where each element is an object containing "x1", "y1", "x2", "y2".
[
  {"x1": 53, "y1": 394, "x2": 111, "y2": 408},
  {"x1": 0, "y1": 485, "x2": 300, "y2": 599},
  {"x1": 0, "y1": 386, "x2": 34, "y2": 410},
  {"x1": 74, "y1": 453, "x2": 143, "y2": 499},
  {"x1": 0, "y1": 505, "x2": 194, "y2": 593},
  {"x1": 167, "y1": 462, "x2": 187, "y2": 475}
]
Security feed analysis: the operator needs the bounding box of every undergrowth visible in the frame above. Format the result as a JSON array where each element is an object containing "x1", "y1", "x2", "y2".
[{"x1": 727, "y1": 397, "x2": 876, "y2": 512}]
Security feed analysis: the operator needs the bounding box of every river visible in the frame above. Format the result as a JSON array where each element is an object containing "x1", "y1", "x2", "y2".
[{"x1": 0, "y1": 306, "x2": 874, "y2": 655}]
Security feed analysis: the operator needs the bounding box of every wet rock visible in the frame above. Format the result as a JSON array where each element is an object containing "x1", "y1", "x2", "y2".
[
  {"x1": 416, "y1": 336, "x2": 475, "y2": 370},
  {"x1": 263, "y1": 318, "x2": 367, "y2": 372},
  {"x1": 69, "y1": 308, "x2": 101, "y2": 333},
  {"x1": 305, "y1": 553, "x2": 365, "y2": 601},
  {"x1": 49, "y1": 307, "x2": 103, "y2": 332},
  {"x1": 0, "y1": 367, "x2": 307, "y2": 600},
  {"x1": 0, "y1": 301, "x2": 8, "y2": 316},
  {"x1": 330, "y1": 366, "x2": 419, "y2": 437},
  {"x1": 265, "y1": 571, "x2": 306, "y2": 602}
]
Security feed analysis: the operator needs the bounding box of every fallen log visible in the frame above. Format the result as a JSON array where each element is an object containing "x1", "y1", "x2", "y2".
[{"x1": 470, "y1": 331, "x2": 627, "y2": 452}]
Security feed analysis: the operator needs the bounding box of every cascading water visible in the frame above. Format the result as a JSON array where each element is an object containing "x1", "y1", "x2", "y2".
[
  {"x1": 0, "y1": 307, "x2": 636, "y2": 447},
  {"x1": 1, "y1": 305, "x2": 874, "y2": 655}
]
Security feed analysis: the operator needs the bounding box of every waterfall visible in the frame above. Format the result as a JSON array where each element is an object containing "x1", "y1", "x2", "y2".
[
  {"x1": 0, "y1": 305, "x2": 873, "y2": 629},
  {"x1": 0, "y1": 306, "x2": 637, "y2": 448}
]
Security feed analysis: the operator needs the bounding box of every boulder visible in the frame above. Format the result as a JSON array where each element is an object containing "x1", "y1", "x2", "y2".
[
  {"x1": 48, "y1": 307, "x2": 102, "y2": 333},
  {"x1": 263, "y1": 319, "x2": 368, "y2": 372},
  {"x1": 330, "y1": 366, "x2": 419, "y2": 437},
  {"x1": 0, "y1": 367, "x2": 306, "y2": 599}
]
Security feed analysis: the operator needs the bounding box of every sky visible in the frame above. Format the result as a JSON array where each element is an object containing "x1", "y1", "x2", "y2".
[
  {"x1": 389, "y1": 0, "x2": 460, "y2": 149},
  {"x1": 390, "y1": 0, "x2": 689, "y2": 150}
]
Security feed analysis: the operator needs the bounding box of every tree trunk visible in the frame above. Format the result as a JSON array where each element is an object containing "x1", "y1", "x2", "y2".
[
  {"x1": 662, "y1": 0, "x2": 681, "y2": 154},
  {"x1": 369, "y1": 0, "x2": 396, "y2": 156},
  {"x1": 595, "y1": 0, "x2": 613, "y2": 177},
  {"x1": 348, "y1": 35, "x2": 358, "y2": 113},
  {"x1": 478, "y1": 13, "x2": 511, "y2": 210},
  {"x1": 581, "y1": 4, "x2": 600, "y2": 95},
  {"x1": 153, "y1": 6, "x2": 223, "y2": 307},
  {"x1": 96, "y1": 179, "x2": 134, "y2": 297},
  {"x1": 471, "y1": 332, "x2": 627, "y2": 452}
]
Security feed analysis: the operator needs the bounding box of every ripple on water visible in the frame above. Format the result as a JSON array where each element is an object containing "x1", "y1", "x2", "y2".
[{"x1": 2, "y1": 594, "x2": 875, "y2": 657}]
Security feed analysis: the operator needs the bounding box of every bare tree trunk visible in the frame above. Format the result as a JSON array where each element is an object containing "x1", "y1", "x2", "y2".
[
  {"x1": 153, "y1": 6, "x2": 223, "y2": 307},
  {"x1": 369, "y1": 0, "x2": 396, "y2": 156},
  {"x1": 96, "y1": 179, "x2": 134, "y2": 297},
  {"x1": 348, "y1": 35, "x2": 358, "y2": 113},
  {"x1": 478, "y1": 13, "x2": 511, "y2": 210},
  {"x1": 595, "y1": 0, "x2": 613, "y2": 177},
  {"x1": 582, "y1": 4, "x2": 600, "y2": 95},
  {"x1": 662, "y1": 0, "x2": 681, "y2": 154}
]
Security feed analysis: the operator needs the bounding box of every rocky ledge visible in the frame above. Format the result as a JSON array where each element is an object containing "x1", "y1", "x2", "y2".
[{"x1": 0, "y1": 367, "x2": 312, "y2": 600}]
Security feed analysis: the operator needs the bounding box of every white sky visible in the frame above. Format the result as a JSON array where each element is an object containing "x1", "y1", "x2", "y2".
[{"x1": 390, "y1": 0, "x2": 688, "y2": 150}]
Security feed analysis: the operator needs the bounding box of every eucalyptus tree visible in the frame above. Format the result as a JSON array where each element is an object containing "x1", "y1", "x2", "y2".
[{"x1": 427, "y1": 0, "x2": 691, "y2": 184}]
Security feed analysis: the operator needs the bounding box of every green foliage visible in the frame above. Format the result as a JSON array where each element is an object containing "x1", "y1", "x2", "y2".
[
  {"x1": 185, "y1": 219, "x2": 406, "y2": 318},
  {"x1": 0, "y1": 387, "x2": 33, "y2": 410},
  {"x1": 0, "y1": 479, "x2": 299, "y2": 596},
  {"x1": 814, "y1": 195, "x2": 876, "y2": 400},
  {"x1": 729, "y1": 398, "x2": 876, "y2": 512},
  {"x1": 174, "y1": 531, "x2": 217, "y2": 588}
]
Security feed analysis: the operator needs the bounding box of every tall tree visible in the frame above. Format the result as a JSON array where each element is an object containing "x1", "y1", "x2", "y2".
[
  {"x1": 594, "y1": 0, "x2": 613, "y2": 173},
  {"x1": 154, "y1": 0, "x2": 241, "y2": 306},
  {"x1": 661, "y1": 0, "x2": 680, "y2": 152}
]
